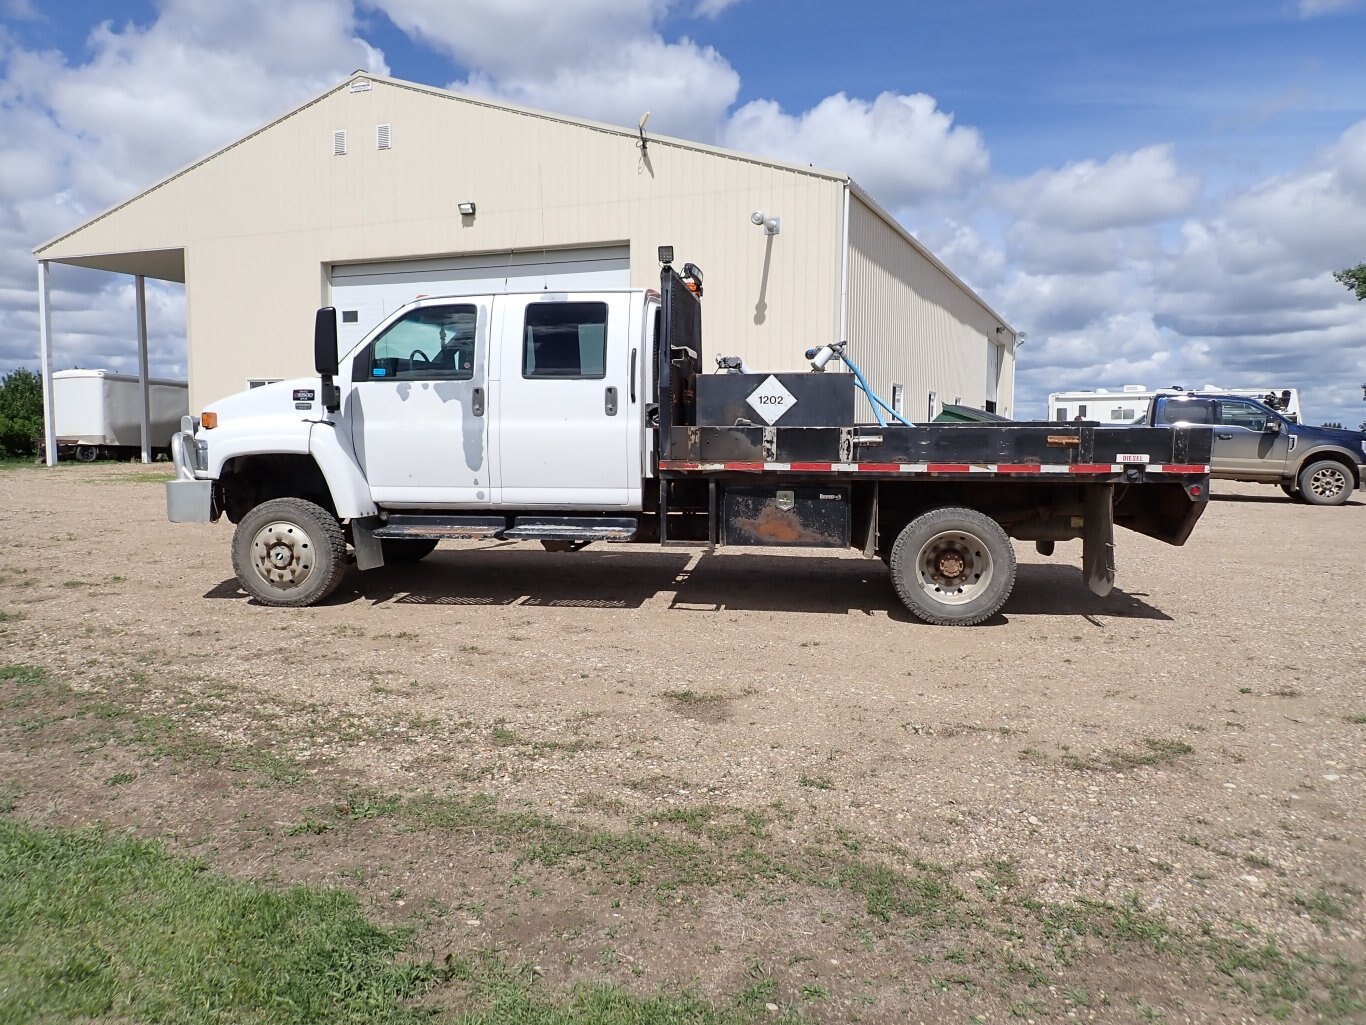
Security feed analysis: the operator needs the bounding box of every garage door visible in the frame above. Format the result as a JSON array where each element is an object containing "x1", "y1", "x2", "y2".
[{"x1": 329, "y1": 246, "x2": 630, "y2": 351}]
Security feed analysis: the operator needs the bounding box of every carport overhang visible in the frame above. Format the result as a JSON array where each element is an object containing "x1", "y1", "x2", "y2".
[{"x1": 33, "y1": 246, "x2": 186, "y2": 466}]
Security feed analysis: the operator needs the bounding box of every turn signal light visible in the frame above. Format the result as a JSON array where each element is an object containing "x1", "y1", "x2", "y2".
[{"x1": 201, "y1": 411, "x2": 218, "y2": 429}]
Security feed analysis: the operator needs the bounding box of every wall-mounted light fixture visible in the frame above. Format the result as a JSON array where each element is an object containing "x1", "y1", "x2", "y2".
[
  {"x1": 750, "y1": 210, "x2": 781, "y2": 236},
  {"x1": 458, "y1": 202, "x2": 476, "y2": 216}
]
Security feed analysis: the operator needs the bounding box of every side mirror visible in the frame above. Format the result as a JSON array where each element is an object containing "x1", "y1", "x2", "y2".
[
  {"x1": 1266, "y1": 419, "x2": 1281, "y2": 434},
  {"x1": 314, "y1": 307, "x2": 339, "y2": 376},
  {"x1": 314, "y1": 307, "x2": 341, "y2": 412}
]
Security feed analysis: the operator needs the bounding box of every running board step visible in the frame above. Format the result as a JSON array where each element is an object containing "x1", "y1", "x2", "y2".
[
  {"x1": 373, "y1": 515, "x2": 505, "y2": 540},
  {"x1": 502, "y1": 516, "x2": 639, "y2": 542}
]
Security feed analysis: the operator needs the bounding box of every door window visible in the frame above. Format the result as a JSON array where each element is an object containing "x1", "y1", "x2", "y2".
[
  {"x1": 367, "y1": 304, "x2": 477, "y2": 381},
  {"x1": 522, "y1": 302, "x2": 608, "y2": 379},
  {"x1": 1156, "y1": 399, "x2": 1215, "y2": 425},
  {"x1": 1217, "y1": 399, "x2": 1269, "y2": 432}
]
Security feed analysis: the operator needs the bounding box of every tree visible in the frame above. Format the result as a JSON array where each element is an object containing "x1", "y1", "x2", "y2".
[
  {"x1": 1334, "y1": 264, "x2": 1366, "y2": 300},
  {"x1": 0, "y1": 368, "x2": 44, "y2": 459}
]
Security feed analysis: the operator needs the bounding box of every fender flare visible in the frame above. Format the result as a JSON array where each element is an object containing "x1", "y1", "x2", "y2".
[
  {"x1": 1290, "y1": 447, "x2": 1363, "y2": 488},
  {"x1": 309, "y1": 424, "x2": 378, "y2": 519}
]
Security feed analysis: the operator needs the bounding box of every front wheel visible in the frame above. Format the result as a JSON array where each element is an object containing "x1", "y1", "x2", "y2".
[
  {"x1": 231, "y1": 497, "x2": 347, "y2": 607},
  {"x1": 888, "y1": 507, "x2": 1017, "y2": 626},
  {"x1": 1279, "y1": 482, "x2": 1305, "y2": 502},
  {"x1": 1297, "y1": 460, "x2": 1354, "y2": 506}
]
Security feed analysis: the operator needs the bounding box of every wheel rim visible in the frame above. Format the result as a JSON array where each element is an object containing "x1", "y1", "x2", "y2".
[
  {"x1": 249, "y1": 520, "x2": 316, "y2": 592},
  {"x1": 915, "y1": 529, "x2": 994, "y2": 606},
  {"x1": 1308, "y1": 466, "x2": 1347, "y2": 500}
]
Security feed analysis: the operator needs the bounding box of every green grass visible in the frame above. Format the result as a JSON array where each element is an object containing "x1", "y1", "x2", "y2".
[
  {"x1": 0, "y1": 820, "x2": 795, "y2": 1025},
  {"x1": 0, "y1": 819, "x2": 440, "y2": 1024}
]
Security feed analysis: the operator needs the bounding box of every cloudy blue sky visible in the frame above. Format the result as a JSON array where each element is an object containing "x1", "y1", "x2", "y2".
[{"x1": 3, "y1": 0, "x2": 1365, "y2": 425}]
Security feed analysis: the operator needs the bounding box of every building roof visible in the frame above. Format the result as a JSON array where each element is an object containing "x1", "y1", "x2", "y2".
[
  {"x1": 32, "y1": 72, "x2": 1013, "y2": 337},
  {"x1": 34, "y1": 72, "x2": 848, "y2": 261}
]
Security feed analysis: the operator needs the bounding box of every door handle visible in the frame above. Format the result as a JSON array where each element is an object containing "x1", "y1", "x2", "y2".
[
  {"x1": 605, "y1": 386, "x2": 618, "y2": 416},
  {"x1": 473, "y1": 387, "x2": 485, "y2": 417},
  {"x1": 1216, "y1": 432, "x2": 1233, "y2": 440},
  {"x1": 629, "y1": 348, "x2": 637, "y2": 402}
]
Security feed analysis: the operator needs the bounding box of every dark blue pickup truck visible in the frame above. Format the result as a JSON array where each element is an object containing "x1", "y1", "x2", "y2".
[{"x1": 1152, "y1": 394, "x2": 1365, "y2": 505}]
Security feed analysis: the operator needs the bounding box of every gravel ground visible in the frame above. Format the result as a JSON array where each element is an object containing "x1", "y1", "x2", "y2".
[{"x1": 1, "y1": 462, "x2": 1362, "y2": 1021}]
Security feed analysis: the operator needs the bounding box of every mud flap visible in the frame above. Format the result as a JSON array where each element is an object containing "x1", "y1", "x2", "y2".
[
  {"x1": 1082, "y1": 484, "x2": 1115, "y2": 597},
  {"x1": 351, "y1": 516, "x2": 385, "y2": 571}
]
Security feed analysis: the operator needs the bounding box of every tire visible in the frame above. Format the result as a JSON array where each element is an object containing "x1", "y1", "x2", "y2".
[
  {"x1": 231, "y1": 497, "x2": 347, "y2": 607},
  {"x1": 74, "y1": 445, "x2": 100, "y2": 463},
  {"x1": 1279, "y1": 482, "x2": 1305, "y2": 502},
  {"x1": 888, "y1": 507, "x2": 1017, "y2": 626},
  {"x1": 1297, "y1": 460, "x2": 1354, "y2": 507},
  {"x1": 381, "y1": 538, "x2": 439, "y2": 564}
]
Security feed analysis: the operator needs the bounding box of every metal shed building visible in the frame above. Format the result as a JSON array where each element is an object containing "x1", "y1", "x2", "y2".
[{"x1": 34, "y1": 73, "x2": 1016, "y2": 430}]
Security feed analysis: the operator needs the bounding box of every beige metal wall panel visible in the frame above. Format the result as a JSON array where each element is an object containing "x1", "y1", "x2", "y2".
[
  {"x1": 846, "y1": 196, "x2": 1015, "y2": 420},
  {"x1": 39, "y1": 77, "x2": 847, "y2": 410}
]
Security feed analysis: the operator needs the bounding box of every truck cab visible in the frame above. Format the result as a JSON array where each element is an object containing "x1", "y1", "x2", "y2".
[
  {"x1": 342, "y1": 290, "x2": 655, "y2": 510},
  {"x1": 1152, "y1": 394, "x2": 1364, "y2": 505}
]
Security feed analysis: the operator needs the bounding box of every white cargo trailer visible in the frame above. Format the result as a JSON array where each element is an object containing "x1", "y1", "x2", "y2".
[{"x1": 51, "y1": 369, "x2": 188, "y2": 461}]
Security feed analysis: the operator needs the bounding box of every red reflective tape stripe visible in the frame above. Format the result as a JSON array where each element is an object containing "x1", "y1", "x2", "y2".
[
  {"x1": 1160, "y1": 464, "x2": 1209, "y2": 474},
  {"x1": 854, "y1": 462, "x2": 903, "y2": 472},
  {"x1": 996, "y1": 464, "x2": 1042, "y2": 473},
  {"x1": 660, "y1": 460, "x2": 699, "y2": 470},
  {"x1": 926, "y1": 463, "x2": 973, "y2": 472},
  {"x1": 787, "y1": 462, "x2": 834, "y2": 471},
  {"x1": 1069, "y1": 464, "x2": 1117, "y2": 473},
  {"x1": 725, "y1": 462, "x2": 765, "y2": 471}
]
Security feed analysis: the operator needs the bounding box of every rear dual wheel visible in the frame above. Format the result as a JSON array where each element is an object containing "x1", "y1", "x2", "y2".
[{"x1": 888, "y1": 507, "x2": 1017, "y2": 626}]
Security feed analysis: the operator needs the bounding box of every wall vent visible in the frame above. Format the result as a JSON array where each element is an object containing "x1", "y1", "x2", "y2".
[
  {"x1": 376, "y1": 123, "x2": 391, "y2": 150},
  {"x1": 349, "y1": 78, "x2": 372, "y2": 93},
  {"x1": 332, "y1": 130, "x2": 347, "y2": 156}
]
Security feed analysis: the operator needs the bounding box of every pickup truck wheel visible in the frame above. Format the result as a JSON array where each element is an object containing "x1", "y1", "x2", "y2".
[
  {"x1": 889, "y1": 507, "x2": 1016, "y2": 626},
  {"x1": 1297, "y1": 460, "x2": 1354, "y2": 506},
  {"x1": 231, "y1": 498, "x2": 347, "y2": 607},
  {"x1": 380, "y1": 538, "x2": 439, "y2": 564}
]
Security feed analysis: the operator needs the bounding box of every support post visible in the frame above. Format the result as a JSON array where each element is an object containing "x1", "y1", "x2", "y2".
[
  {"x1": 136, "y1": 274, "x2": 151, "y2": 464},
  {"x1": 37, "y1": 260, "x2": 57, "y2": 466}
]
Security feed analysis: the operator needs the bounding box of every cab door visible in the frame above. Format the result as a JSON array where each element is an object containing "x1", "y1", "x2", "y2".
[
  {"x1": 348, "y1": 299, "x2": 493, "y2": 506},
  {"x1": 491, "y1": 293, "x2": 636, "y2": 509},
  {"x1": 1213, "y1": 398, "x2": 1290, "y2": 480}
]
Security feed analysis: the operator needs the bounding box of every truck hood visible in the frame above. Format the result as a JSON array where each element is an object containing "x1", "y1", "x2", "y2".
[
  {"x1": 202, "y1": 377, "x2": 323, "y2": 423},
  {"x1": 1294, "y1": 423, "x2": 1366, "y2": 450}
]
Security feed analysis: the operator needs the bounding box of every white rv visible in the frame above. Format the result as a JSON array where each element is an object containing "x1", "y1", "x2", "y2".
[
  {"x1": 1047, "y1": 385, "x2": 1302, "y2": 425},
  {"x1": 51, "y1": 369, "x2": 189, "y2": 461}
]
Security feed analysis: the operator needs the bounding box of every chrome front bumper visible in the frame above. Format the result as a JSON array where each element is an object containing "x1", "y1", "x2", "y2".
[{"x1": 166, "y1": 429, "x2": 214, "y2": 523}]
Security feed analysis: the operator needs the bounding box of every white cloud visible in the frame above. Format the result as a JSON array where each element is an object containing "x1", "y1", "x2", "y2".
[
  {"x1": 986, "y1": 124, "x2": 1366, "y2": 423},
  {"x1": 0, "y1": 0, "x2": 388, "y2": 374},
  {"x1": 1297, "y1": 0, "x2": 1363, "y2": 16},
  {"x1": 694, "y1": 0, "x2": 745, "y2": 15},
  {"x1": 720, "y1": 92, "x2": 988, "y2": 206},
  {"x1": 2, "y1": 0, "x2": 38, "y2": 20},
  {"x1": 367, "y1": 0, "x2": 739, "y2": 139},
  {"x1": 998, "y1": 145, "x2": 1200, "y2": 233},
  {"x1": 455, "y1": 36, "x2": 740, "y2": 142}
]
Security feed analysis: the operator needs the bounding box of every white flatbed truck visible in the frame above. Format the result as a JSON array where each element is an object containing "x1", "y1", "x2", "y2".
[{"x1": 166, "y1": 253, "x2": 1213, "y2": 625}]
